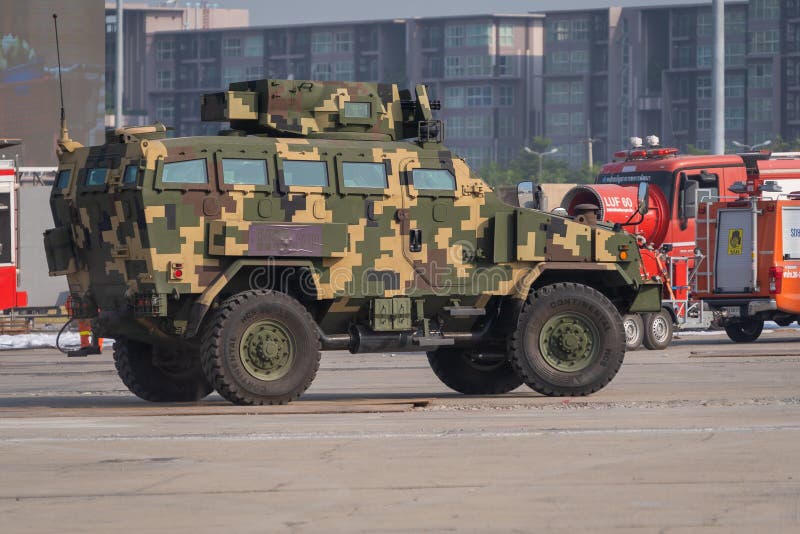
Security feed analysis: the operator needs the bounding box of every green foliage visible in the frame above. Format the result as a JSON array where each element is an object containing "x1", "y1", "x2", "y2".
[{"x1": 477, "y1": 142, "x2": 598, "y2": 187}]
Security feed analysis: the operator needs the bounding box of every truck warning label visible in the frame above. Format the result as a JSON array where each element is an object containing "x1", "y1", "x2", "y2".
[{"x1": 728, "y1": 228, "x2": 743, "y2": 256}]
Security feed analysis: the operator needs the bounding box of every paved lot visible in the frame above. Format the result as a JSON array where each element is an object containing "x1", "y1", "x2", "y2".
[{"x1": 1, "y1": 330, "x2": 799, "y2": 533}]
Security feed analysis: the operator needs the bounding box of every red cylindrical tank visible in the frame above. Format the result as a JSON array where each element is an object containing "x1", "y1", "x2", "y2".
[{"x1": 561, "y1": 184, "x2": 670, "y2": 247}]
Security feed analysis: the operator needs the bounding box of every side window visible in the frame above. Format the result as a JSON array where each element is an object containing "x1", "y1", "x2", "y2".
[
  {"x1": 282, "y1": 160, "x2": 328, "y2": 187},
  {"x1": 123, "y1": 165, "x2": 139, "y2": 185},
  {"x1": 162, "y1": 159, "x2": 208, "y2": 184},
  {"x1": 55, "y1": 169, "x2": 71, "y2": 189},
  {"x1": 342, "y1": 162, "x2": 387, "y2": 189},
  {"x1": 222, "y1": 159, "x2": 269, "y2": 186},
  {"x1": 412, "y1": 168, "x2": 456, "y2": 190},
  {"x1": 85, "y1": 168, "x2": 108, "y2": 186}
]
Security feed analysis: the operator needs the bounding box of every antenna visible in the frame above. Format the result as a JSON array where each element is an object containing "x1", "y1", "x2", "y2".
[{"x1": 53, "y1": 13, "x2": 71, "y2": 144}]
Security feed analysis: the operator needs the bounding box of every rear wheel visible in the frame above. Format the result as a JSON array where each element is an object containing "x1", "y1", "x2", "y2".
[
  {"x1": 427, "y1": 348, "x2": 523, "y2": 395},
  {"x1": 623, "y1": 314, "x2": 644, "y2": 351},
  {"x1": 724, "y1": 319, "x2": 764, "y2": 343},
  {"x1": 509, "y1": 283, "x2": 625, "y2": 396},
  {"x1": 201, "y1": 290, "x2": 320, "y2": 405},
  {"x1": 643, "y1": 308, "x2": 673, "y2": 350},
  {"x1": 113, "y1": 339, "x2": 213, "y2": 402}
]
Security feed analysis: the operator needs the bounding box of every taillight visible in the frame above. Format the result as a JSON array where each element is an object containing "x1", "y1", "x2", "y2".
[{"x1": 769, "y1": 266, "x2": 783, "y2": 294}]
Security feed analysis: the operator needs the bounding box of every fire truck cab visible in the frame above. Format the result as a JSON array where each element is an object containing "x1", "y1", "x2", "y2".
[{"x1": 0, "y1": 139, "x2": 27, "y2": 311}]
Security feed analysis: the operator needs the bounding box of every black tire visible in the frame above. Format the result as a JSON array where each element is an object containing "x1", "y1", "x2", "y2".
[
  {"x1": 642, "y1": 308, "x2": 673, "y2": 350},
  {"x1": 201, "y1": 290, "x2": 320, "y2": 405},
  {"x1": 724, "y1": 319, "x2": 764, "y2": 343},
  {"x1": 509, "y1": 282, "x2": 625, "y2": 396},
  {"x1": 427, "y1": 348, "x2": 523, "y2": 395},
  {"x1": 623, "y1": 314, "x2": 644, "y2": 351},
  {"x1": 113, "y1": 339, "x2": 213, "y2": 402}
]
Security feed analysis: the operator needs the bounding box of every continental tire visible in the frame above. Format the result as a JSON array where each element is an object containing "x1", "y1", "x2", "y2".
[
  {"x1": 201, "y1": 290, "x2": 320, "y2": 405},
  {"x1": 623, "y1": 314, "x2": 644, "y2": 351},
  {"x1": 113, "y1": 339, "x2": 213, "y2": 402},
  {"x1": 642, "y1": 308, "x2": 673, "y2": 350},
  {"x1": 724, "y1": 319, "x2": 764, "y2": 343},
  {"x1": 427, "y1": 348, "x2": 523, "y2": 395},
  {"x1": 509, "y1": 282, "x2": 624, "y2": 396}
]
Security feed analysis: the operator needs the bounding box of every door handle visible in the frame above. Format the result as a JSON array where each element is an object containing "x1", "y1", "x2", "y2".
[{"x1": 409, "y1": 229, "x2": 422, "y2": 252}]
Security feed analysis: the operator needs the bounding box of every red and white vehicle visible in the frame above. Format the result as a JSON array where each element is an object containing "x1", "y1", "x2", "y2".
[
  {"x1": 0, "y1": 139, "x2": 27, "y2": 311},
  {"x1": 561, "y1": 136, "x2": 800, "y2": 349}
]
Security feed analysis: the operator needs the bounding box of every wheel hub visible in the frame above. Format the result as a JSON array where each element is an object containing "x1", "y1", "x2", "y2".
[
  {"x1": 240, "y1": 320, "x2": 296, "y2": 381},
  {"x1": 539, "y1": 313, "x2": 598, "y2": 372}
]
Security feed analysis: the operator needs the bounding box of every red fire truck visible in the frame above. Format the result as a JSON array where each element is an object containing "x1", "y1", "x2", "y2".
[
  {"x1": 0, "y1": 139, "x2": 27, "y2": 311},
  {"x1": 561, "y1": 136, "x2": 800, "y2": 348}
]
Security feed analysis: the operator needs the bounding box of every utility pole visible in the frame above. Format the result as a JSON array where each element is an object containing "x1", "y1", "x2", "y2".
[
  {"x1": 711, "y1": 0, "x2": 724, "y2": 154},
  {"x1": 115, "y1": 0, "x2": 124, "y2": 129}
]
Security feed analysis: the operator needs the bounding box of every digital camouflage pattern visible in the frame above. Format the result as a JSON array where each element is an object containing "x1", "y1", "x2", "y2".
[{"x1": 44, "y1": 79, "x2": 660, "y2": 404}]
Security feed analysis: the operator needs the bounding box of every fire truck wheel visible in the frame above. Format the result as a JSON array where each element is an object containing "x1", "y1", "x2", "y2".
[
  {"x1": 643, "y1": 309, "x2": 673, "y2": 350},
  {"x1": 623, "y1": 314, "x2": 644, "y2": 351},
  {"x1": 509, "y1": 282, "x2": 625, "y2": 396},
  {"x1": 724, "y1": 319, "x2": 764, "y2": 343},
  {"x1": 113, "y1": 339, "x2": 214, "y2": 402},
  {"x1": 427, "y1": 348, "x2": 523, "y2": 395},
  {"x1": 201, "y1": 290, "x2": 320, "y2": 405}
]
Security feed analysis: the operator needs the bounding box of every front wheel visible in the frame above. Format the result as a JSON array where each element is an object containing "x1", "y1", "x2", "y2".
[
  {"x1": 427, "y1": 348, "x2": 523, "y2": 395},
  {"x1": 724, "y1": 319, "x2": 764, "y2": 343},
  {"x1": 201, "y1": 290, "x2": 321, "y2": 405},
  {"x1": 643, "y1": 308, "x2": 673, "y2": 350},
  {"x1": 623, "y1": 314, "x2": 644, "y2": 351},
  {"x1": 509, "y1": 283, "x2": 625, "y2": 396}
]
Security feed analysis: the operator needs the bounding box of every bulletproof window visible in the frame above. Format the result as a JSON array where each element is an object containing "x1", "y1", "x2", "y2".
[
  {"x1": 222, "y1": 159, "x2": 269, "y2": 186},
  {"x1": 161, "y1": 159, "x2": 208, "y2": 184},
  {"x1": 344, "y1": 101, "x2": 370, "y2": 118},
  {"x1": 342, "y1": 162, "x2": 387, "y2": 189},
  {"x1": 282, "y1": 160, "x2": 328, "y2": 187},
  {"x1": 55, "y1": 169, "x2": 71, "y2": 188},
  {"x1": 123, "y1": 165, "x2": 139, "y2": 185},
  {"x1": 412, "y1": 169, "x2": 456, "y2": 190},
  {"x1": 85, "y1": 168, "x2": 108, "y2": 187}
]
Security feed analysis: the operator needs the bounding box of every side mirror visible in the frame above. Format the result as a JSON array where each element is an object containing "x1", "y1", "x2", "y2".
[
  {"x1": 678, "y1": 173, "x2": 698, "y2": 230},
  {"x1": 517, "y1": 181, "x2": 534, "y2": 209},
  {"x1": 637, "y1": 182, "x2": 650, "y2": 215}
]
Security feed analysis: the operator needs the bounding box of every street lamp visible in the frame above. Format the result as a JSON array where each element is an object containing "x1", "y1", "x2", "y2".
[
  {"x1": 731, "y1": 139, "x2": 771, "y2": 152},
  {"x1": 524, "y1": 146, "x2": 559, "y2": 179}
]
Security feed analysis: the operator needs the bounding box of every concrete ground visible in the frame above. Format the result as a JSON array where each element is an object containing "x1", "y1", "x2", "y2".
[{"x1": 0, "y1": 330, "x2": 799, "y2": 533}]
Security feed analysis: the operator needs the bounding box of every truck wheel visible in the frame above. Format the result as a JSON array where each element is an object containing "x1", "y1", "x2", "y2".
[
  {"x1": 623, "y1": 314, "x2": 644, "y2": 351},
  {"x1": 201, "y1": 290, "x2": 320, "y2": 405},
  {"x1": 642, "y1": 308, "x2": 673, "y2": 350},
  {"x1": 113, "y1": 339, "x2": 213, "y2": 402},
  {"x1": 509, "y1": 283, "x2": 625, "y2": 396},
  {"x1": 427, "y1": 348, "x2": 523, "y2": 395},
  {"x1": 724, "y1": 319, "x2": 764, "y2": 343}
]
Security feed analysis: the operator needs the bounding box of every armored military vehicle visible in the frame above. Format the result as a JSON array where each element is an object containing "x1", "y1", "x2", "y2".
[{"x1": 44, "y1": 79, "x2": 660, "y2": 405}]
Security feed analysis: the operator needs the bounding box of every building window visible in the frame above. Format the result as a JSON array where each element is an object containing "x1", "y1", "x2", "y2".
[
  {"x1": 547, "y1": 51, "x2": 570, "y2": 74},
  {"x1": 465, "y1": 86, "x2": 492, "y2": 107},
  {"x1": 672, "y1": 13, "x2": 692, "y2": 39},
  {"x1": 675, "y1": 45, "x2": 692, "y2": 68},
  {"x1": 422, "y1": 25, "x2": 442, "y2": 48},
  {"x1": 696, "y1": 45, "x2": 711, "y2": 68},
  {"x1": 156, "y1": 40, "x2": 174, "y2": 61},
  {"x1": 748, "y1": 98, "x2": 772, "y2": 122},
  {"x1": 244, "y1": 35, "x2": 263, "y2": 57},
  {"x1": 311, "y1": 32, "x2": 332, "y2": 53},
  {"x1": 445, "y1": 25, "x2": 465, "y2": 48},
  {"x1": 725, "y1": 42, "x2": 745, "y2": 66},
  {"x1": 311, "y1": 62, "x2": 332, "y2": 80},
  {"x1": 497, "y1": 55, "x2": 516, "y2": 76},
  {"x1": 697, "y1": 13, "x2": 712, "y2": 37},
  {"x1": 750, "y1": 30, "x2": 779, "y2": 54},
  {"x1": 570, "y1": 50, "x2": 588, "y2": 73},
  {"x1": 546, "y1": 20, "x2": 570, "y2": 42},
  {"x1": 750, "y1": 0, "x2": 780, "y2": 20},
  {"x1": 222, "y1": 66, "x2": 243, "y2": 86},
  {"x1": 448, "y1": 116, "x2": 465, "y2": 137},
  {"x1": 465, "y1": 55, "x2": 492, "y2": 76},
  {"x1": 222, "y1": 38, "x2": 242, "y2": 57},
  {"x1": 465, "y1": 24, "x2": 491, "y2": 47},
  {"x1": 545, "y1": 112, "x2": 570, "y2": 135},
  {"x1": 156, "y1": 97, "x2": 174, "y2": 121},
  {"x1": 444, "y1": 56, "x2": 464, "y2": 77},
  {"x1": 545, "y1": 81, "x2": 569, "y2": 104},
  {"x1": 696, "y1": 76, "x2": 711, "y2": 99},
  {"x1": 422, "y1": 55, "x2": 442, "y2": 78},
  {"x1": 156, "y1": 70, "x2": 174, "y2": 90},
  {"x1": 725, "y1": 10, "x2": 746, "y2": 33},
  {"x1": 454, "y1": 146, "x2": 490, "y2": 170},
  {"x1": 748, "y1": 63, "x2": 773, "y2": 89},
  {"x1": 464, "y1": 115, "x2": 492, "y2": 137},
  {"x1": 335, "y1": 61, "x2": 353, "y2": 80},
  {"x1": 697, "y1": 108, "x2": 711, "y2": 130},
  {"x1": 570, "y1": 80, "x2": 584, "y2": 104},
  {"x1": 246, "y1": 65, "x2": 264, "y2": 79},
  {"x1": 725, "y1": 107, "x2": 745, "y2": 130},
  {"x1": 499, "y1": 24, "x2": 514, "y2": 47},
  {"x1": 444, "y1": 87, "x2": 465, "y2": 108},
  {"x1": 360, "y1": 57, "x2": 378, "y2": 80},
  {"x1": 725, "y1": 74, "x2": 745, "y2": 98},
  {"x1": 498, "y1": 85, "x2": 514, "y2": 107},
  {"x1": 570, "y1": 111, "x2": 585, "y2": 135},
  {"x1": 335, "y1": 31, "x2": 353, "y2": 52},
  {"x1": 571, "y1": 19, "x2": 589, "y2": 41},
  {"x1": 498, "y1": 115, "x2": 516, "y2": 137}
]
